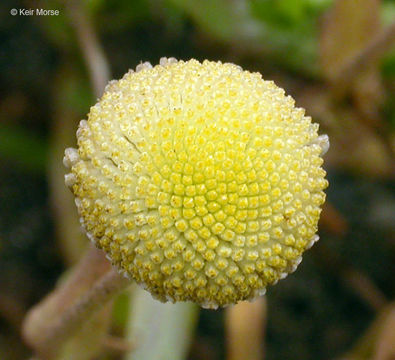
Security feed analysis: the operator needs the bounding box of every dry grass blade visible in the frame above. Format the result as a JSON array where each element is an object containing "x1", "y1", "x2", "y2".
[{"x1": 66, "y1": 0, "x2": 110, "y2": 98}]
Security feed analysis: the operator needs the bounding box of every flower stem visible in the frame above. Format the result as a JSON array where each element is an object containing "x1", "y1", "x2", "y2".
[
  {"x1": 22, "y1": 245, "x2": 130, "y2": 359},
  {"x1": 126, "y1": 286, "x2": 198, "y2": 360},
  {"x1": 43, "y1": 268, "x2": 129, "y2": 357},
  {"x1": 225, "y1": 297, "x2": 267, "y2": 360}
]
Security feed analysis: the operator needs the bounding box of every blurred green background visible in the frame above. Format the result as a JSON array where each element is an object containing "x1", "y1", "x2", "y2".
[{"x1": 0, "y1": 0, "x2": 394, "y2": 359}]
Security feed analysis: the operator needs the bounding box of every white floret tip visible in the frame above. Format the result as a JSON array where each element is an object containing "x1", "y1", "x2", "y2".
[{"x1": 63, "y1": 148, "x2": 79, "y2": 168}]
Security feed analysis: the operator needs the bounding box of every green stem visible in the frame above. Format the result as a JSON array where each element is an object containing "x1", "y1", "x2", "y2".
[{"x1": 126, "y1": 286, "x2": 199, "y2": 360}]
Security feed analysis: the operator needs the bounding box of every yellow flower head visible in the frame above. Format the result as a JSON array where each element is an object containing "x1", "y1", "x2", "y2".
[{"x1": 64, "y1": 58, "x2": 329, "y2": 308}]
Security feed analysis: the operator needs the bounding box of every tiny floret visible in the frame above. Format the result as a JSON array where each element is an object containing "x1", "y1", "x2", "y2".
[{"x1": 64, "y1": 58, "x2": 329, "y2": 308}]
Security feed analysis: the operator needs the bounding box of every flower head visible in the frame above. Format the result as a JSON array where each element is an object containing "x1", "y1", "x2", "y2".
[{"x1": 64, "y1": 58, "x2": 329, "y2": 308}]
